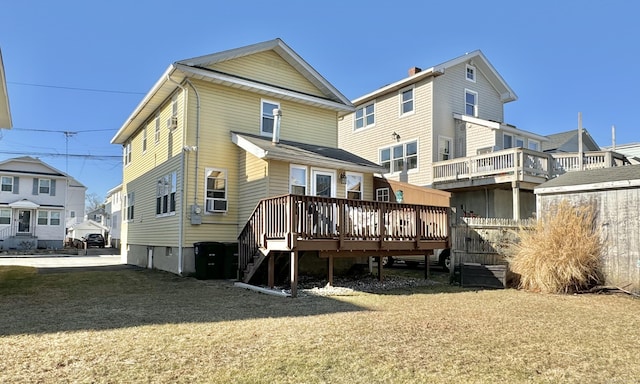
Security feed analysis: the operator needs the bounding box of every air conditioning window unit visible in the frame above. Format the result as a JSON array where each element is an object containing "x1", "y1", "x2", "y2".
[
  {"x1": 206, "y1": 199, "x2": 227, "y2": 213},
  {"x1": 167, "y1": 116, "x2": 178, "y2": 130}
]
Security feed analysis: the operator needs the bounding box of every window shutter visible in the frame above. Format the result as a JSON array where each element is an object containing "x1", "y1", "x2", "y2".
[
  {"x1": 13, "y1": 176, "x2": 19, "y2": 194},
  {"x1": 50, "y1": 180, "x2": 56, "y2": 196},
  {"x1": 32, "y1": 178, "x2": 39, "y2": 195}
]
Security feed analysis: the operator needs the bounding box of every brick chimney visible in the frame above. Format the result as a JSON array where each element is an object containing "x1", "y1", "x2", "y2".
[{"x1": 408, "y1": 66, "x2": 422, "y2": 76}]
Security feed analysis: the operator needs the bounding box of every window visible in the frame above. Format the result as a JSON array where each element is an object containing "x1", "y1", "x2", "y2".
[
  {"x1": 354, "y1": 103, "x2": 375, "y2": 130},
  {"x1": 528, "y1": 139, "x2": 540, "y2": 151},
  {"x1": 346, "y1": 173, "x2": 363, "y2": 200},
  {"x1": 261, "y1": 100, "x2": 280, "y2": 136},
  {"x1": 400, "y1": 87, "x2": 414, "y2": 115},
  {"x1": 155, "y1": 116, "x2": 160, "y2": 143},
  {"x1": 205, "y1": 168, "x2": 227, "y2": 213},
  {"x1": 516, "y1": 136, "x2": 525, "y2": 148},
  {"x1": 36, "y1": 211, "x2": 59, "y2": 225},
  {"x1": 503, "y1": 133, "x2": 514, "y2": 149},
  {"x1": 465, "y1": 89, "x2": 478, "y2": 116},
  {"x1": 289, "y1": 165, "x2": 307, "y2": 195},
  {"x1": 38, "y1": 211, "x2": 48, "y2": 225},
  {"x1": 39, "y1": 179, "x2": 50, "y2": 195},
  {"x1": 156, "y1": 172, "x2": 177, "y2": 216},
  {"x1": 0, "y1": 209, "x2": 10, "y2": 225},
  {"x1": 70, "y1": 211, "x2": 76, "y2": 218},
  {"x1": 142, "y1": 126, "x2": 147, "y2": 152},
  {"x1": 172, "y1": 95, "x2": 178, "y2": 117},
  {"x1": 438, "y1": 137, "x2": 452, "y2": 161},
  {"x1": 380, "y1": 140, "x2": 419, "y2": 173},
  {"x1": 50, "y1": 212, "x2": 60, "y2": 226},
  {"x1": 376, "y1": 188, "x2": 390, "y2": 202},
  {"x1": 124, "y1": 142, "x2": 132, "y2": 165},
  {"x1": 1, "y1": 176, "x2": 13, "y2": 192},
  {"x1": 125, "y1": 192, "x2": 134, "y2": 221},
  {"x1": 466, "y1": 64, "x2": 476, "y2": 82}
]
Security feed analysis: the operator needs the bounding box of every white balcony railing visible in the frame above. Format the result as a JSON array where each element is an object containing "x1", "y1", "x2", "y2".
[{"x1": 433, "y1": 148, "x2": 627, "y2": 184}]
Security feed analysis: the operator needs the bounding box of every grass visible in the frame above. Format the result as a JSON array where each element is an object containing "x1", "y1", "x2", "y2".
[{"x1": 1, "y1": 265, "x2": 639, "y2": 383}]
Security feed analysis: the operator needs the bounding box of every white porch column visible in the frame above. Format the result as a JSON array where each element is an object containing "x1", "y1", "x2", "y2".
[{"x1": 512, "y1": 181, "x2": 520, "y2": 220}]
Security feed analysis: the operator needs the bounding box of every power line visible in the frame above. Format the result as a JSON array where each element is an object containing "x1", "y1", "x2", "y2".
[
  {"x1": 12, "y1": 127, "x2": 116, "y2": 133},
  {"x1": 7, "y1": 81, "x2": 145, "y2": 95},
  {"x1": 0, "y1": 150, "x2": 121, "y2": 160}
]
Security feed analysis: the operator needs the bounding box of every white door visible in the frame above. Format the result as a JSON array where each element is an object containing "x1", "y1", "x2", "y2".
[
  {"x1": 17, "y1": 210, "x2": 32, "y2": 234},
  {"x1": 311, "y1": 170, "x2": 336, "y2": 197}
]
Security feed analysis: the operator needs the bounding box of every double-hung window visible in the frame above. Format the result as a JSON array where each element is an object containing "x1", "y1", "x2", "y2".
[
  {"x1": 465, "y1": 89, "x2": 478, "y2": 117},
  {"x1": 261, "y1": 100, "x2": 280, "y2": 136},
  {"x1": 1, "y1": 176, "x2": 13, "y2": 192},
  {"x1": 528, "y1": 139, "x2": 540, "y2": 151},
  {"x1": 438, "y1": 137, "x2": 452, "y2": 161},
  {"x1": 354, "y1": 103, "x2": 375, "y2": 130},
  {"x1": 124, "y1": 142, "x2": 132, "y2": 165},
  {"x1": 39, "y1": 179, "x2": 50, "y2": 195},
  {"x1": 400, "y1": 87, "x2": 414, "y2": 116},
  {"x1": 156, "y1": 172, "x2": 176, "y2": 216},
  {"x1": 466, "y1": 64, "x2": 476, "y2": 82},
  {"x1": 154, "y1": 116, "x2": 160, "y2": 144},
  {"x1": 125, "y1": 192, "x2": 134, "y2": 221},
  {"x1": 205, "y1": 168, "x2": 227, "y2": 213},
  {"x1": 142, "y1": 126, "x2": 147, "y2": 152},
  {"x1": 0, "y1": 208, "x2": 10, "y2": 224},
  {"x1": 346, "y1": 173, "x2": 363, "y2": 200},
  {"x1": 289, "y1": 165, "x2": 307, "y2": 195},
  {"x1": 379, "y1": 140, "x2": 419, "y2": 173},
  {"x1": 503, "y1": 133, "x2": 514, "y2": 149}
]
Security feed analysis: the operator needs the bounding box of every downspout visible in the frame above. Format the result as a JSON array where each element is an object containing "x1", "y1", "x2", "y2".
[
  {"x1": 184, "y1": 79, "x2": 201, "y2": 205},
  {"x1": 167, "y1": 73, "x2": 188, "y2": 275}
]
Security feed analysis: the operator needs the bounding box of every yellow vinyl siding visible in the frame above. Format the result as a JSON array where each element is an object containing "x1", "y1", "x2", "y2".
[
  {"x1": 208, "y1": 51, "x2": 325, "y2": 98},
  {"x1": 338, "y1": 78, "x2": 434, "y2": 186},
  {"x1": 465, "y1": 123, "x2": 496, "y2": 155},
  {"x1": 238, "y1": 152, "x2": 268, "y2": 222}
]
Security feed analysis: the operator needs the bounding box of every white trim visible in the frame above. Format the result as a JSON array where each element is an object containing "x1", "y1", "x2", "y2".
[
  {"x1": 376, "y1": 187, "x2": 390, "y2": 202},
  {"x1": 354, "y1": 101, "x2": 376, "y2": 131},
  {"x1": 260, "y1": 99, "x2": 280, "y2": 137},
  {"x1": 289, "y1": 164, "x2": 308, "y2": 195},
  {"x1": 378, "y1": 139, "x2": 419, "y2": 175},
  {"x1": 399, "y1": 86, "x2": 415, "y2": 117},
  {"x1": 345, "y1": 171, "x2": 363, "y2": 200},
  {"x1": 311, "y1": 168, "x2": 336, "y2": 197},
  {"x1": 466, "y1": 64, "x2": 476, "y2": 83},
  {"x1": 464, "y1": 88, "x2": 478, "y2": 117},
  {"x1": 204, "y1": 167, "x2": 228, "y2": 214}
]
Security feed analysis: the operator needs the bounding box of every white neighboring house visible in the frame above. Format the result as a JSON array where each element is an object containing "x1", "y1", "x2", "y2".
[
  {"x1": 0, "y1": 156, "x2": 86, "y2": 250},
  {"x1": 104, "y1": 184, "x2": 122, "y2": 249}
]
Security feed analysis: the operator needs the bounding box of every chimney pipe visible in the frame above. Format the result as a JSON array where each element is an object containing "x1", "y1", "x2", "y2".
[
  {"x1": 271, "y1": 108, "x2": 282, "y2": 145},
  {"x1": 408, "y1": 67, "x2": 422, "y2": 76}
]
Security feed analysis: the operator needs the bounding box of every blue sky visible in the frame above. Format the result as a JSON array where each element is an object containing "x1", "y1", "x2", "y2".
[{"x1": 1, "y1": 0, "x2": 638, "y2": 200}]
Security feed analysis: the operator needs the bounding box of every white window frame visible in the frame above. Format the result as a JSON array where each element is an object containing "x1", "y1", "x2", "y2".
[
  {"x1": 311, "y1": 168, "x2": 336, "y2": 197},
  {"x1": 465, "y1": 89, "x2": 478, "y2": 117},
  {"x1": 376, "y1": 188, "x2": 390, "y2": 202},
  {"x1": 289, "y1": 165, "x2": 308, "y2": 195},
  {"x1": 1, "y1": 176, "x2": 13, "y2": 192},
  {"x1": 379, "y1": 140, "x2": 419, "y2": 174},
  {"x1": 528, "y1": 139, "x2": 540, "y2": 151},
  {"x1": 125, "y1": 192, "x2": 134, "y2": 221},
  {"x1": 260, "y1": 99, "x2": 280, "y2": 137},
  {"x1": 39, "y1": 179, "x2": 51, "y2": 195},
  {"x1": 503, "y1": 133, "x2": 514, "y2": 149},
  {"x1": 37, "y1": 211, "x2": 48, "y2": 225},
  {"x1": 50, "y1": 211, "x2": 60, "y2": 226},
  {"x1": 205, "y1": 168, "x2": 228, "y2": 213},
  {"x1": 154, "y1": 116, "x2": 160, "y2": 144},
  {"x1": 172, "y1": 95, "x2": 178, "y2": 117},
  {"x1": 354, "y1": 102, "x2": 375, "y2": 131},
  {"x1": 466, "y1": 64, "x2": 476, "y2": 83},
  {"x1": 142, "y1": 126, "x2": 147, "y2": 153},
  {"x1": 156, "y1": 172, "x2": 177, "y2": 217},
  {"x1": 399, "y1": 86, "x2": 414, "y2": 117},
  {"x1": 124, "y1": 142, "x2": 132, "y2": 166},
  {"x1": 438, "y1": 136, "x2": 453, "y2": 161},
  {"x1": 0, "y1": 208, "x2": 10, "y2": 225},
  {"x1": 515, "y1": 136, "x2": 525, "y2": 148},
  {"x1": 345, "y1": 172, "x2": 363, "y2": 200}
]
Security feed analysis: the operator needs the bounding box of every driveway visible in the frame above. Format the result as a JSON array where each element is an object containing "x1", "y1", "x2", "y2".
[{"x1": 0, "y1": 251, "x2": 129, "y2": 272}]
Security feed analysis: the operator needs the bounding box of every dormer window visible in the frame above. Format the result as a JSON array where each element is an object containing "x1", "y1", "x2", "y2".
[{"x1": 466, "y1": 64, "x2": 476, "y2": 82}]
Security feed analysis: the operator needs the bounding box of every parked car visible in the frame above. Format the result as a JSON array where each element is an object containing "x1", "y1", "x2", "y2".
[
  {"x1": 382, "y1": 249, "x2": 451, "y2": 271},
  {"x1": 82, "y1": 233, "x2": 105, "y2": 248}
]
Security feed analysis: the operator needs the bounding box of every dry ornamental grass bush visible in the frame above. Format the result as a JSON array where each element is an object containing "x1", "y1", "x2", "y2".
[{"x1": 508, "y1": 200, "x2": 603, "y2": 294}]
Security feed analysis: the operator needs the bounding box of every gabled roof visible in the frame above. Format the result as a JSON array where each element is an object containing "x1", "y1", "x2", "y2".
[
  {"x1": 111, "y1": 38, "x2": 353, "y2": 144},
  {"x1": 231, "y1": 131, "x2": 385, "y2": 174},
  {"x1": 353, "y1": 50, "x2": 517, "y2": 106},
  {"x1": 0, "y1": 48, "x2": 12, "y2": 129},
  {"x1": 0, "y1": 156, "x2": 86, "y2": 187},
  {"x1": 542, "y1": 129, "x2": 600, "y2": 152},
  {"x1": 535, "y1": 164, "x2": 640, "y2": 194}
]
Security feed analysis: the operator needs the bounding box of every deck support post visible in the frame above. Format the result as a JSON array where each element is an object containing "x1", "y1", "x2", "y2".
[
  {"x1": 290, "y1": 250, "x2": 298, "y2": 298},
  {"x1": 377, "y1": 256, "x2": 383, "y2": 282},
  {"x1": 268, "y1": 253, "x2": 275, "y2": 288},
  {"x1": 512, "y1": 181, "x2": 521, "y2": 220},
  {"x1": 424, "y1": 253, "x2": 430, "y2": 279},
  {"x1": 328, "y1": 255, "x2": 334, "y2": 286}
]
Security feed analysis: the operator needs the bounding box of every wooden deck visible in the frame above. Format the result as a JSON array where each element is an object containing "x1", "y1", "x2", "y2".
[{"x1": 238, "y1": 194, "x2": 450, "y2": 296}]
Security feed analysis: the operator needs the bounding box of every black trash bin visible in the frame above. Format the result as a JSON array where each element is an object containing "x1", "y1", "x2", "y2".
[
  {"x1": 222, "y1": 242, "x2": 239, "y2": 280},
  {"x1": 194, "y1": 242, "x2": 226, "y2": 279}
]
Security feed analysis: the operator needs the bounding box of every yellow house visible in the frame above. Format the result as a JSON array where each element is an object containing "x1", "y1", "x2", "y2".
[
  {"x1": 0, "y1": 48, "x2": 13, "y2": 129},
  {"x1": 111, "y1": 39, "x2": 449, "y2": 295}
]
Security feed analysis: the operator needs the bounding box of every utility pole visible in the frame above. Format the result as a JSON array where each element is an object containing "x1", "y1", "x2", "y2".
[
  {"x1": 578, "y1": 112, "x2": 583, "y2": 171},
  {"x1": 63, "y1": 131, "x2": 77, "y2": 173}
]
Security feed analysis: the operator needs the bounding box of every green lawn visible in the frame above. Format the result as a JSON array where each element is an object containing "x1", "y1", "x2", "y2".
[{"x1": 1, "y1": 265, "x2": 638, "y2": 383}]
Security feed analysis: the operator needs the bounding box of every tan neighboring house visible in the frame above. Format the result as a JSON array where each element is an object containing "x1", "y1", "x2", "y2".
[
  {"x1": 338, "y1": 50, "x2": 627, "y2": 220},
  {"x1": 0, "y1": 48, "x2": 13, "y2": 129},
  {"x1": 111, "y1": 39, "x2": 449, "y2": 294}
]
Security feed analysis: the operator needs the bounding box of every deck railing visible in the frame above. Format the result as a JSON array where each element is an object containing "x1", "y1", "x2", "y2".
[
  {"x1": 238, "y1": 194, "x2": 450, "y2": 276},
  {"x1": 433, "y1": 148, "x2": 626, "y2": 184}
]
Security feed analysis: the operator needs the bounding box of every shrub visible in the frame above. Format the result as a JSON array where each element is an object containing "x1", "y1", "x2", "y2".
[{"x1": 508, "y1": 200, "x2": 603, "y2": 293}]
